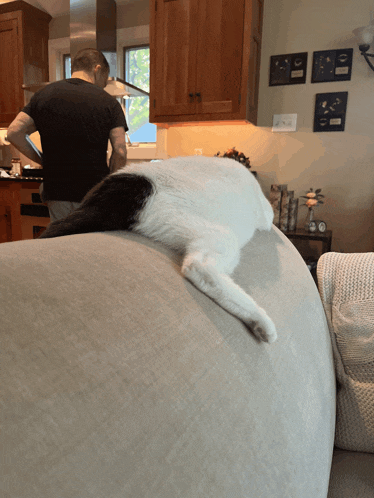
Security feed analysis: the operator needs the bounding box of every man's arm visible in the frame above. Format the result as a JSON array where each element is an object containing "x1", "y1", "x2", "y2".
[
  {"x1": 7, "y1": 112, "x2": 43, "y2": 166},
  {"x1": 109, "y1": 126, "x2": 127, "y2": 173}
]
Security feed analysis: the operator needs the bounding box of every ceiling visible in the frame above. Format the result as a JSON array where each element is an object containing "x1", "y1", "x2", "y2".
[{"x1": 0, "y1": 0, "x2": 138, "y2": 18}]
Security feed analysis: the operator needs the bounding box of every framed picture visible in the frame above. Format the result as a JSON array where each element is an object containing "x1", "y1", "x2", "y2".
[
  {"x1": 269, "y1": 52, "x2": 308, "y2": 86},
  {"x1": 314, "y1": 92, "x2": 348, "y2": 132},
  {"x1": 312, "y1": 49, "x2": 353, "y2": 83}
]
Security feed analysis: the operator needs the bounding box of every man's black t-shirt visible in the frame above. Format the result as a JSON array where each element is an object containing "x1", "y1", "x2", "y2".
[{"x1": 22, "y1": 78, "x2": 128, "y2": 202}]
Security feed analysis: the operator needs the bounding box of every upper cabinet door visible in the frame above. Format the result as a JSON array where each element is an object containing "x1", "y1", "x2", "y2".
[
  {"x1": 0, "y1": 3, "x2": 51, "y2": 127},
  {"x1": 150, "y1": 0, "x2": 264, "y2": 124},
  {"x1": 194, "y1": 0, "x2": 246, "y2": 117},
  {"x1": 150, "y1": 0, "x2": 198, "y2": 117},
  {"x1": 0, "y1": 16, "x2": 21, "y2": 126},
  {"x1": 245, "y1": 0, "x2": 263, "y2": 124}
]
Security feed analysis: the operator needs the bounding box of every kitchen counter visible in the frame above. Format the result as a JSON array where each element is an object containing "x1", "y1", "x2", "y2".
[{"x1": 0, "y1": 176, "x2": 43, "y2": 182}]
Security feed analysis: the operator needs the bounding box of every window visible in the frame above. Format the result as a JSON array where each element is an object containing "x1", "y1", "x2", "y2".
[
  {"x1": 123, "y1": 45, "x2": 156, "y2": 143},
  {"x1": 64, "y1": 54, "x2": 71, "y2": 79}
]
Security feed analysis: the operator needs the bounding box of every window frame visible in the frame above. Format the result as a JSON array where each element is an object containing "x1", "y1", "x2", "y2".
[
  {"x1": 63, "y1": 53, "x2": 71, "y2": 79},
  {"x1": 48, "y1": 37, "x2": 70, "y2": 82},
  {"x1": 123, "y1": 43, "x2": 150, "y2": 91},
  {"x1": 122, "y1": 44, "x2": 156, "y2": 145}
]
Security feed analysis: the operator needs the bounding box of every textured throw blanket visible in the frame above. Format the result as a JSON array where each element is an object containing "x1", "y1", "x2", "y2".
[{"x1": 317, "y1": 252, "x2": 374, "y2": 454}]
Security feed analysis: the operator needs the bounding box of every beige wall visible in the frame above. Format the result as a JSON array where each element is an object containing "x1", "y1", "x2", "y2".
[
  {"x1": 157, "y1": 0, "x2": 374, "y2": 253},
  {"x1": 49, "y1": 14, "x2": 69, "y2": 40},
  {"x1": 117, "y1": 0, "x2": 150, "y2": 29}
]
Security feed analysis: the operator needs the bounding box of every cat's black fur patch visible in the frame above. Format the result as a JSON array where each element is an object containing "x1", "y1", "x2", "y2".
[{"x1": 39, "y1": 173, "x2": 154, "y2": 239}]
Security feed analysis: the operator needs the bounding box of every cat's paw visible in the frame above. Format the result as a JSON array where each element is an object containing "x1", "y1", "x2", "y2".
[{"x1": 248, "y1": 316, "x2": 277, "y2": 344}]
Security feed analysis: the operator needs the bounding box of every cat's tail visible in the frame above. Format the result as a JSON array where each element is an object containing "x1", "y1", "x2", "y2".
[{"x1": 39, "y1": 173, "x2": 154, "y2": 239}]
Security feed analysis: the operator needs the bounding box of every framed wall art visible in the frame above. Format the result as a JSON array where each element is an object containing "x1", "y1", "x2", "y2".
[
  {"x1": 312, "y1": 49, "x2": 353, "y2": 83},
  {"x1": 313, "y1": 92, "x2": 348, "y2": 132},
  {"x1": 269, "y1": 52, "x2": 308, "y2": 86}
]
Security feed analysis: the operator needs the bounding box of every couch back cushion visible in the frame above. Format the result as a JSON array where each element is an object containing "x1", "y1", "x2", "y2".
[
  {"x1": 1, "y1": 228, "x2": 335, "y2": 497},
  {"x1": 318, "y1": 252, "x2": 374, "y2": 453}
]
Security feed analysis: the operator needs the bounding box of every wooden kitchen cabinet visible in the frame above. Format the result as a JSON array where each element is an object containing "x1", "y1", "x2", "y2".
[
  {"x1": 0, "y1": 1, "x2": 51, "y2": 127},
  {"x1": 0, "y1": 180, "x2": 50, "y2": 243},
  {"x1": 150, "y1": 0, "x2": 264, "y2": 124}
]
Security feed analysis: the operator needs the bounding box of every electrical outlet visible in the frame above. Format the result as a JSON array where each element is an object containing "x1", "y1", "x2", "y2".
[
  {"x1": 272, "y1": 114, "x2": 298, "y2": 132},
  {"x1": 194, "y1": 148, "x2": 203, "y2": 155}
]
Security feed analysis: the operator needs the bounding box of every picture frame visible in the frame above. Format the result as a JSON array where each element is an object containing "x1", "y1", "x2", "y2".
[
  {"x1": 313, "y1": 92, "x2": 348, "y2": 132},
  {"x1": 312, "y1": 49, "x2": 353, "y2": 83},
  {"x1": 269, "y1": 52, "x2": 308, "y2": 86}
]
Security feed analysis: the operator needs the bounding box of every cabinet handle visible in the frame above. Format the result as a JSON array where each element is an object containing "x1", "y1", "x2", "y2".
[
  {"x1": 189, "y1": 92, "x2": 194, "y2": 103},
  {"x1": 195, "y1": 92, "x2": 202, "y2": 103}
]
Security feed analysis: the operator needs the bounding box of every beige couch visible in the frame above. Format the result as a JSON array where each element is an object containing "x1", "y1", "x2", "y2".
[{"x1": 1, "y1": 226, "x2": 373, "y2": 497}]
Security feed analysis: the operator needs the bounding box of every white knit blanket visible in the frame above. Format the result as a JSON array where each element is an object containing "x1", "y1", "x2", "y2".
[{"x1": 317, "y1": 252, "x2": 374, "y2": 454}]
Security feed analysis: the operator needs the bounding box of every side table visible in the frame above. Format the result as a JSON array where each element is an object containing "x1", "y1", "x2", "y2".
[
  {"x1": 283, "y1": 228, "x2": 332, "y2": 255},
  {"x1": 283, "y1": 228, "x2": 333, "y2": 283}
]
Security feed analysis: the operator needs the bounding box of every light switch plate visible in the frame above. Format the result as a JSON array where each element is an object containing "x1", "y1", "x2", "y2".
[{"x1": 272, "y1": 114, "x2": 298, "y2": 132}]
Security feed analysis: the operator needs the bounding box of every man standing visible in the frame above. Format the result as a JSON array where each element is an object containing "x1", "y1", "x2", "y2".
[{"x1": 7, "y1": 48, "x2": 128, "y2": 222}]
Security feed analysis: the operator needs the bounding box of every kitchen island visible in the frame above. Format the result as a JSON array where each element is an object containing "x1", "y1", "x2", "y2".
[{"x1": 0, "y1": 177, "x2": 50, "y2": 243}]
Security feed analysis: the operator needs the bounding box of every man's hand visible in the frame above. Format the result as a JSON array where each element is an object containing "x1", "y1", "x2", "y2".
[
  {"x1": 7, "y1": 112, "x2": 43, "y2": 166},
  {"x1": 109, "y1": 126, "x2": 127, "y2": 173}
]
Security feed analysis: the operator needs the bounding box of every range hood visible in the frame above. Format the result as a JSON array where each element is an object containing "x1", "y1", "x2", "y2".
[{"x1": 23, "y1": 0, "x2": 148, "y2": 99}]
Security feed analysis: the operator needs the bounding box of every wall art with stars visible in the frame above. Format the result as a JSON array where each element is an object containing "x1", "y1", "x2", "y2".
[
  {"x1": 269, "y1": 52, "x2": 308, "y2": 86},
  {"x1": 312, "y1": 49, "x2": 353, "y2": 83},
  {"x1": 313, "y1": 92, "x2": 348, "y2": 132}
]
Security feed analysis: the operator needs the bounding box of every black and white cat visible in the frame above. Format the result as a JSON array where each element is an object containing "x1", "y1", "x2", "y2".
[{"x1": 40, "y1": 155, "x2": 277, "y2": 343}]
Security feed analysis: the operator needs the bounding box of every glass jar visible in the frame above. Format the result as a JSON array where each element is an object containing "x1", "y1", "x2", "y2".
[{"x1": 11, "y1": 158, "x2": 22, "y2": 177}]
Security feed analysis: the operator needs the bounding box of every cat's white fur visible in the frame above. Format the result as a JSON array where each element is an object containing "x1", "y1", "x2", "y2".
[{"x1": 115, "y1": 155, "x2": 277, "y2": 343}]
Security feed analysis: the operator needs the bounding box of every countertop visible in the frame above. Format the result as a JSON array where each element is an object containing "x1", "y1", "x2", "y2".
[{"x1": 0, "y1": 176, "x2": 43, "y2": 182}]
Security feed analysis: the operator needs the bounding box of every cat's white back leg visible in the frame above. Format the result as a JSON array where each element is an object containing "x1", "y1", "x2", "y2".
[{"x1": 181, "y1": 240, "x2": 277, "y2": 343}]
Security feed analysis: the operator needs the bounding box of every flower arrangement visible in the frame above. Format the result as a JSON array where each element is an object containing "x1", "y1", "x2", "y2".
[
  {"x1": 215, "y1": 147, "x2": 251, "y2": 169},
  {"x1": 300, "y1": 188, "x2": 324, "y2": 209},
  {"x1": 297, "y1": 188, "x2": 329, "y2": 232}
]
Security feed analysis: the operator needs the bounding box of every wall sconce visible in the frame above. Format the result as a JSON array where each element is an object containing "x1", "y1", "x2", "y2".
[{"x1": 353, "y1": 14, "x2": 374, "y2": 71}]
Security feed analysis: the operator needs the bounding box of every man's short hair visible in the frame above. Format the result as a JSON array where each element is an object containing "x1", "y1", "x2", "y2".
[{"x1": 71, "y1": 48, "x2": 110, "y2": 74}]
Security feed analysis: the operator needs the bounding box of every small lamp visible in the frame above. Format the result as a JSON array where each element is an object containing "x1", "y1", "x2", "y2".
[{"x1": 353, "y1": 14, "x2": 374, "y2": 71}]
